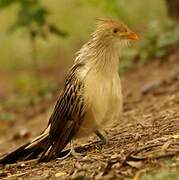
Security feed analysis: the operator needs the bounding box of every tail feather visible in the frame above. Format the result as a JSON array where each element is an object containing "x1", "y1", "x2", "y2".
[{"x1": 0, "y1": 129, "x2": 49, "y2": 164}]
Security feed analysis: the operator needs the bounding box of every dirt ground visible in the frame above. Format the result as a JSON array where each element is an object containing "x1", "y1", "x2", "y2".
[{"x1": 0, "y1": 51, "x2": 179, "y2": 179}]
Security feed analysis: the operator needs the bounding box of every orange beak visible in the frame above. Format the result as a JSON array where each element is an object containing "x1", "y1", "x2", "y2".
[
  {"x1": 120, "y1": 31, "x2": 139, "y2": 40},
  {"x1": 126, "y1": 31, "x2": 139, "y2": 40}
]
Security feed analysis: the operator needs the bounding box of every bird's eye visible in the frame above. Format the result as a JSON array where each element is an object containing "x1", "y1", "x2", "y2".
[{"x1": 113, "y1": 28, "x2": 118, "y2": 33}]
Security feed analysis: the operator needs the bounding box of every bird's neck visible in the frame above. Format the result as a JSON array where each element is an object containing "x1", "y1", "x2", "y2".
[{"x1": 75, "y1": 38, "x2": 120, "y2": 76}]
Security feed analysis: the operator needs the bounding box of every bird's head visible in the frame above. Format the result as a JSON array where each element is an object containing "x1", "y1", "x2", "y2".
[
  {"x1": 76, "y1": 19, "x2": 139, "y2": 67},
  {"x1": 93, "y1": 19, "x2": 139, "y2": 47}
]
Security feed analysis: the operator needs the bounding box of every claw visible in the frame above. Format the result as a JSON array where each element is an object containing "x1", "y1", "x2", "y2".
[
  {"x1": 94, "y1": 130, "x2": 108, "y2": 145},
  {"x1": 57, "y1": 141, "x2": 84, "y2": 160}
]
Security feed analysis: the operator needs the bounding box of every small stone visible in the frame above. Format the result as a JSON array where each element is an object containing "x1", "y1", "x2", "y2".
[
  {"x1": 13, "y1": 128, "x2": 30, "y2": 140},
  {"x1": 141, "y1": 80, "x2": 162, "y2": 95},
  {"x1": 55, "y1": 172, "x2": 66, "y2": 178},
  {"x1": 18, "y1": 163, "x2": 25, "y2": 167},
  {"x1": 126, "y1": 161, "x2": 143, "y2": 169},
  {"x1": 171, "y1": 134, "x2": 179, "y2": 140}
]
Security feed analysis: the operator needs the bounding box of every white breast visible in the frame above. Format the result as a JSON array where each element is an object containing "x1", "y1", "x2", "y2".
[
  {"x1": 75, "y1": 43, "x2": 123, "y2": 137},
  {"x1": 76, "y1": 66, "x2": 123, "y2": 137},
  {"x1": 85, "y1": 68, "x2": 122, "y2": 123}
]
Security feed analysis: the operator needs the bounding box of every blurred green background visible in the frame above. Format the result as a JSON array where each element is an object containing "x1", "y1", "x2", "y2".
[
  {"x1": 0, "y1": 0, "x2": 179, "y2": 123},
  {"x1": 0, "y1": 0, "x2": 167, "y2": 71}
]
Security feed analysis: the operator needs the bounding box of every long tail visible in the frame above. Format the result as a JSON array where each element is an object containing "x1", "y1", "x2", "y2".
[{"x1": 0, "y1": 127, "x2": 49, "y2": 164}]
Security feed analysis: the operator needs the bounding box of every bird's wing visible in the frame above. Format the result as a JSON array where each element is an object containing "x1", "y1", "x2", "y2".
[{"x1": 40, "y1": 63, "x2": 86, "y2": 161}]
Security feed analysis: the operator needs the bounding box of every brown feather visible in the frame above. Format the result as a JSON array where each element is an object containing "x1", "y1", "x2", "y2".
[{"x1": 39, "y1": 63, "x2": 86, "y2": 161}]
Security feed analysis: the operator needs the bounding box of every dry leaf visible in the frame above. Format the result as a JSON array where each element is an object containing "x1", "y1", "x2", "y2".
[
  {"x1": 171, "y1": 134, "x2": 179, "y2": 140},
  {"x1": 126, "y1": 161, "x2": 143, "y2": 169},
  {"x1": 55, "y1": 172, "x2": 66, "y2": 178}
]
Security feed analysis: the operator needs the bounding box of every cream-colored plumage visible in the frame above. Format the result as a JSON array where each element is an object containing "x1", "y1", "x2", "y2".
[
  {"x1": 0, "y1": 19, "x2": 138, "y2": 164},
  {"x1": 75, "y1": 19, "x2": 134, "y2": 136},
  {"x1": 76, "y1": 42, "x2": 123, "y2": 137}
]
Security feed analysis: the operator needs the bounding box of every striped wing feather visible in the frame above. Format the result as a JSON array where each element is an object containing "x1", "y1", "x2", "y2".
[{"x1": 40, "y1": 63, "x2": 86, "y2": 161}]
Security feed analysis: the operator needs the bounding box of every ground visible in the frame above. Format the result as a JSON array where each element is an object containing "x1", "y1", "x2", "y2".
[{"x1": 0, "y1": 51, "x2": 179, "y2": 179}]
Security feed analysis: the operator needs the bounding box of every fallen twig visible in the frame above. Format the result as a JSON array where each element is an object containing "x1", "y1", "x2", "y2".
[{"x1": 4, "y1": 169, "x2": 37, "y2": 179}]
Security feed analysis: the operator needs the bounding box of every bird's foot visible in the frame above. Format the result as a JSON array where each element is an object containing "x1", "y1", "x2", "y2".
[
  {"x1": 57, "y1": 143, "x2": 85, "y2": 160},
  {"x1": 94, "y1": 130, "x2": 108, "y2": 145},
  {"x1": 70, "y1": 147, "x2": 84, "y2": 158}
]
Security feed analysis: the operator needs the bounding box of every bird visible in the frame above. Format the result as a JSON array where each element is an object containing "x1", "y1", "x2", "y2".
[{"x1": 0, "y1": 19, "x2": 138, "y2": 164}]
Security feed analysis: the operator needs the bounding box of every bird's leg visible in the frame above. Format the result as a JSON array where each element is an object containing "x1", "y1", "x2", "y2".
[
  {"x1": 57, "y1": 141, "x2": 82, "y2": 160},
  {"x1": 57, "y1": 131, "x2": 107, "y2": 161},
  {"x1": 94, "y1": 130, "x2": 108, "y2": 144}
]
